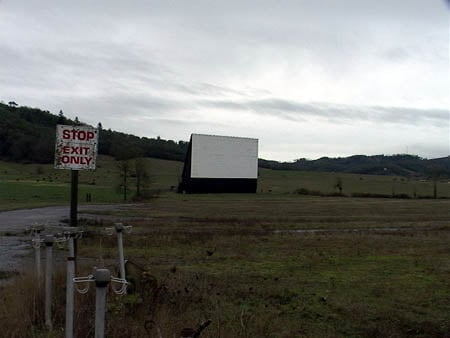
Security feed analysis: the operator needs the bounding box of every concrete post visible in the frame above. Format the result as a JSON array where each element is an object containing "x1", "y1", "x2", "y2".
[
  {"x1": 115, "y1": 223, "x2": 126, "y2": 280},
  {"x1": 94, "y1": 268, "x2": 111, "y2": 338},
  {"x1": 44, "y1": 235, "x2": 54, "y2": 330},
  {"x1": 65, "y1": 236, "x2": 75, "y2": 338}
]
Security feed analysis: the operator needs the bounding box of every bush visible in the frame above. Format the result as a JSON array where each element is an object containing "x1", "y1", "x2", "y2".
[
  {"x1": 351, "y1": 192, "x2": 391, "y2": 198},
  {"x1": 293, "y1": 188, "x2": 322, "y2": 196},
  {"x1": 293, "y1": 188, "x2": 346, "y2": 197}
]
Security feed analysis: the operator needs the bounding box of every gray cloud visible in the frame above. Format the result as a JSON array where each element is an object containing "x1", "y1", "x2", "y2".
[
  {"x1": 199, "y1": 98, "x2": 449, "y2": 127},
  {"x1": 382, "y1": 47, "x2": 412, "y2": 62},
  {"x1": 0, "y1": 0, "x2": 448, "y2": 160}
]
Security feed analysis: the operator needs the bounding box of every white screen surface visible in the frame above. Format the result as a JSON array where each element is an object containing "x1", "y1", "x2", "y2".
[{"x1": 190, "y1": 134, "x2": 258, "y2": 179}]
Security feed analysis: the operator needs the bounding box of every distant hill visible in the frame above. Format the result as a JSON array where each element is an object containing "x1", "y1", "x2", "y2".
[
  {"x1": 259, "y1": 155, "x2": 450, "y2": 178},
  {"x1": 1, "y1": 101, "x2": 448, "y2": 178}
]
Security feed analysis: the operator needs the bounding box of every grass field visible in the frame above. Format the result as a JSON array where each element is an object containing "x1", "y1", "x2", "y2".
[
  {"x1": 259, "y1": 168, "x2": 450, "y2": 198},
  {"x1": 0, "y1": 158, "x2": 450, "y2": 337},
  {"x1": 78, "y1": 195, "x2": 450, "y2": 336},
  {"x1": 0, "y1": 193, "x2": 449, "y2": 337},
  {"x1": 1, "y1": 156, "x2": 449, "y2": 211},
  {"x1": 0, "y1": 156, "x2": 183, "y2": 210}
]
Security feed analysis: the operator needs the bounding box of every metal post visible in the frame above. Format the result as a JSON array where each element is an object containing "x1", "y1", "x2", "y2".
[
  {"x1": 34, "y1": 229, "x2": 42, "y2": 283},
  {"x1": 44, "y1": 235, "x2": 54, "y2": 330},
  {"x1": 115, "y1": 223, "x2": 126, "y2": 280},
  {"x1": 94, "y1": 268, "x2": 111, "y2": 338},
  {"x1": 70, "y1": 170, "x2": 78, "y2": 227},
  {"x1": 71, "y1": 170, "x2": 79, "y2": 271},
  {"x1": 65, "y1": 236, "x2": 75, "y2": 338}
]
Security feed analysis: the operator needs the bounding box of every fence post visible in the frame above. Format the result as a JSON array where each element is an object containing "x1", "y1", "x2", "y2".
[
  {"x1": 94, "y1": 268, "x2": 111, "y2": 338},
  {"x1": 44, "y1": 234, "x2": 54, "y2": 330},
  {"x1": 65, "y1": 235, "x2": 75, "y2": 338}
]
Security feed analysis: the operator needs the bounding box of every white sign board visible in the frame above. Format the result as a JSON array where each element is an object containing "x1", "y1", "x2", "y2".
[
  {"x1": 54, "y1": 125, "x2": 99, "y2": 170},
  {"x1": 190, "y1": 134, "x2": 258, "y2": 179}
]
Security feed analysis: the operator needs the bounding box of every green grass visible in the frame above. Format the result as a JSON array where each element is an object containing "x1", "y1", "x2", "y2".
[
  {"x1": 0, "y1": 156, "x2": 183, "y2": 210},
  {"x1": 83, "y1": 193, "x2": 450, "y2": 231},
  {"x1": 1, "y1": 156, "x2": 449, "y2": 211},
  {"x1": 259, "y1": 168, "x2": 450, "y2": 198}
]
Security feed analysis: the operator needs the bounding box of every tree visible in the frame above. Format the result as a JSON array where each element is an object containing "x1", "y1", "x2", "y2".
[
  {"x1": 134, "y1": 158, "x2": 149, "y2": 198},
  {"x1": 8, "y1": 101, "x2": 18, "y2": 108},
  {"x1": 57, "y1": 110, "x2": 66, "y2": 124},
  {"x1": 429, "y1": 165, "x2": 445, "y2": 199},
  {"x1": 118, "y1": 160, "x2": 131, "y2": 201},
  {"x1": 334, "y1": 177, "x2": 343, "y2": 194},
  {"x1": 391, "y1": 178, "x2": 397, "y2": 197},
  {"x1": 433, "y1": 178, "x2": 437, "y2": 199}
]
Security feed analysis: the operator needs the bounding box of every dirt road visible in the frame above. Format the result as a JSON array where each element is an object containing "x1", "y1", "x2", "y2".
[
  {"x1": 0, "y1": 204, "x2": 133, "y2": 233},
  {"x1": 0, "y1": 204, "x2": 130, "y2": 273}
]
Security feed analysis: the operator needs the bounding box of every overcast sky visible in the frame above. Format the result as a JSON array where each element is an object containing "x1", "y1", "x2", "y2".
[{"x1": 0, "y1": 0, "x2": 448, "y2": 161}]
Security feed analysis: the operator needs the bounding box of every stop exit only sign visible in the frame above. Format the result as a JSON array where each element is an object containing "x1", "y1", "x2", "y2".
[{"x1": 54, "y1": 125, "x2": 99, "y2": 170}]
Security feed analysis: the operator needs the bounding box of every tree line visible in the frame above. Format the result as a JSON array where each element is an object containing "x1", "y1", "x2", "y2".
[{"x1": 0, "y1": 102, "x2": 188, "y2": 164}]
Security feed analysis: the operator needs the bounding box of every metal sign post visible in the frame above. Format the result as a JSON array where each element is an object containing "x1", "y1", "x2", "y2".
[{"x1": 70, "y1": 170, "x2": 78, "y2": 227}]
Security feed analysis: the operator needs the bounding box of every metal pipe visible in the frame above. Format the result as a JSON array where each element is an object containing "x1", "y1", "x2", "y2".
[
  {"x1": 34, "y1": 230, "x2": 41, "y2": 283},
  {"x1": 44, "y1": 235, "x2": 54, "y2": 330},
  {"x1": 115, "y1": 223, "x2": 126, "y2": 280}
]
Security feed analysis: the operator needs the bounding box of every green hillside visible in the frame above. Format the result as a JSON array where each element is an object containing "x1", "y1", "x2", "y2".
[
  {"x1": 259, "y1": 154, "x2": 450, "y2": 178},
  {"x1": 0, "y1": 101, "x2": 448, "y2": 178}
]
